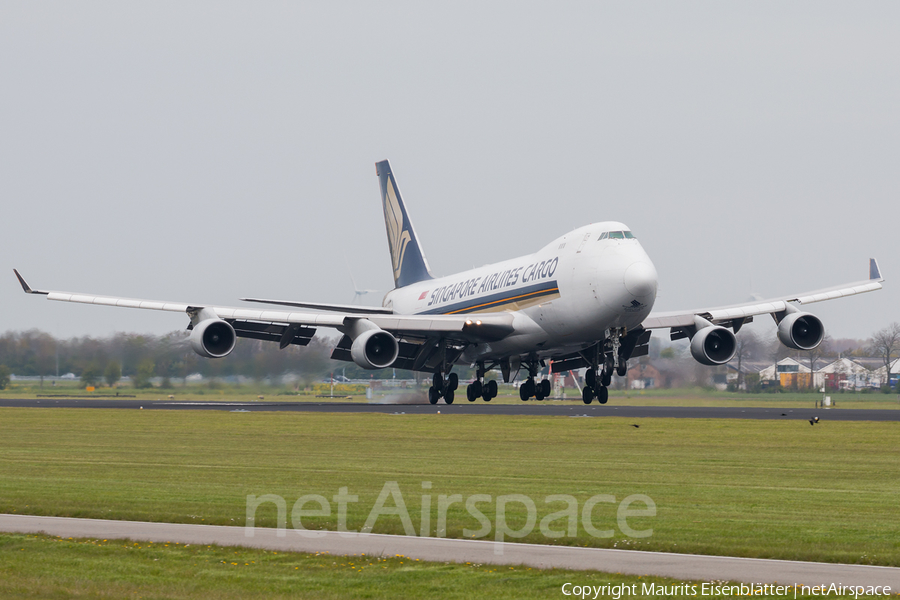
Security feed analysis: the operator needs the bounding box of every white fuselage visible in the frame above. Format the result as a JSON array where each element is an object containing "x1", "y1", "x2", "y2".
[{"x1": 382, "y1": 221, "x2": 658, "y2": 363}]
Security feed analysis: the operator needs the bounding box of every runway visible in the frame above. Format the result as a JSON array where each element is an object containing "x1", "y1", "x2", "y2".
[
  {"x1": 1, "y1": 398, "x2": 899, "y2": 420},
  {"x1": 1, "y1": 514, "x2": 897, "y2": 589}
]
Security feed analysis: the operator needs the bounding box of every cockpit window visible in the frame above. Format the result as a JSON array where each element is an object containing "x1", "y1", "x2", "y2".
[{"x1": 599, "y1": 230, "x2": 636, "y2": 240}]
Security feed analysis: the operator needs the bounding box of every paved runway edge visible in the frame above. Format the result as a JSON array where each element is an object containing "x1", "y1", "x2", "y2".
[
  {"x1": 1, "y1": 399, "x2": 899, "y2": 421},
  {"x1": 2, "y1": 514, "x2": 898, "y2": 588}
]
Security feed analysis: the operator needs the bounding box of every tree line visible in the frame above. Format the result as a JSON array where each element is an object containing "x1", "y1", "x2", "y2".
[
  {"x1": 0, "y1": 322, "x2": 897, "y2": 391},
  {"x1": 0, "y1": 329, "x2": 351, "y2": 388}
]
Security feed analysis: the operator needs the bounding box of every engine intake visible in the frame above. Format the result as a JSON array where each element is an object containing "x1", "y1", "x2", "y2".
[
  {"x1": 690, "y1": 325, "x2": 737, "y2": 366},
  {"x1": 350, "y1": 328, "x2": 399, "y2": 369},
  {"x1": 190, "y1": 319, "x2": 236, "y2": 358},
  {"x1": 777, "y1": 312, "x2": 824, "y2": 350}
]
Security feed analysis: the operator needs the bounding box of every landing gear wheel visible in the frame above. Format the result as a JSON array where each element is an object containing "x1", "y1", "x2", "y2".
[
  {"x1": 428, "y1": 386, "x2": 440, "y2": 405},
  {"x1": 432, "y1": 372, "x2": 444, "y2": 392},
  {"x1": 471, "y1": 380, "x2": 483, "y2": 398},
  {"x1": 601, "y1": 370, "x2": 612, "y2": 387},
  {"x1": 582, "y1": 386, "x2": 594, "y2": 404},
  {"x1": 521, "y1": 378, "x2": 535, "y2": 401},
  {"x1": 540, "y1": 379, "x2": 551, "y2": 398},
  {"x1": 616, "y1": 364, "x2": 627, "y2": 377},
  {"x1": 585, "y1": 369, "x2": 596, "y2": 388},
  {"x1": 597, "y1": 386, "x2": 608, "y2": 404},
  {"x1": 466, "y1": 384, "x2": 476, "y2": 402},
  {"x1": 535, "y1": 389, "x2": 545, "y2": 401},
  {"x1": 445, "y1": 389, "x2": 454, "y2": 404},
  {"x1": 483, "y1": 379, "x2": 497, "y2": 401},
  {"x1": 447, "y1": 373, "x2": 459, "y2": 391}
]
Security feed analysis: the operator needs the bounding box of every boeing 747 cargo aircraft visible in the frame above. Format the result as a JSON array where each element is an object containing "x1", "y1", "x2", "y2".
[{"x1": 15, "y1": 160, "x2": 884, "y2": 405}]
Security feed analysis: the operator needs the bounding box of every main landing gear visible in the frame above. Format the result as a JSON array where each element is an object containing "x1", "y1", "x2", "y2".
[
  {"x1": 429, "y1": 371, "x2": 458, "y2": 404},
  {"x1": 518, "y1": 359, "x2": 551, "y2": 401},
  {"x1": 582, "y1": 366, "x2": 609, "y2": 405},
  {"x1": 465, "y1": 362, "x2": 498, "y2": 402}
]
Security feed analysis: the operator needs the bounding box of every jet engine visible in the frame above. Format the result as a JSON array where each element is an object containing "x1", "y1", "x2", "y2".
[
  {"x1": 690, "y1": 323, "x2": 737, "y2": 366},
  {"x1": 777, "y1": 311, "x2": 825, "y2": 350},
  {"x1": 190, "y1": 318, "x2": 237, "y2": 358},
  {"x1": 350, "y1": 328, "x2": 399, "y2": 369}
]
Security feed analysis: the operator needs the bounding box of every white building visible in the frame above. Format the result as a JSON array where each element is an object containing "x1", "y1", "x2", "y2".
[
  {"x1": 759, "y1": 356, "x2": 876, "y2": 390},
  {"x1": 817, "y1": 357, "x2": 879, "y2": 390},
  {"x1": 872, "y1": 357, "x2": 900, "y2": 388}
]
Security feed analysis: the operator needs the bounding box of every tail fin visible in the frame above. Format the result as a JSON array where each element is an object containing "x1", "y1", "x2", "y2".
[{"x1": 376, "y1": 160, "x2": 434, "y2": 288}]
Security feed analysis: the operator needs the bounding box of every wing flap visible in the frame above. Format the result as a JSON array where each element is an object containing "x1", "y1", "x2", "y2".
[
  {"x1": 230, "y1": 320, "x2": 316, "y2": 347},
  {"x1": 241, "y1": 297, "x2": 393, "y2": 315}
]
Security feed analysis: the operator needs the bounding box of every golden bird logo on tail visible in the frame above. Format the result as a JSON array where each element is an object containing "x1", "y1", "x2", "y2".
[{"x1": 384, "y1": 177, "x2": 411, "y2": 281}]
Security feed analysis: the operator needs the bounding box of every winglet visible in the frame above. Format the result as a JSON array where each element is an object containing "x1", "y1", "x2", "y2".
[
  {"x1": 13, "y1": 269, "x2": 48, "y2": 295},
  {"x1": 870, "y1": 258, "x2": 883, "y2": 282}
]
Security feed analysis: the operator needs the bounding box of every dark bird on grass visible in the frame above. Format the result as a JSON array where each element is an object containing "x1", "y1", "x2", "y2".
[
  {"x1": 631, "y1": 424, "x2": 640, "y2": 428},
  {"x1": 809, "y1": 417, "x2": 819, "y2": 426}
]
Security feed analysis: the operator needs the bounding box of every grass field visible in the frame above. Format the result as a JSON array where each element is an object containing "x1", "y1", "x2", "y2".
[
  {"x1": 1, "y1": 533, "x2": 845, "y2": 600},
  {"x1": 1, "y1": 408, "x2": 898, "y2": 568}
]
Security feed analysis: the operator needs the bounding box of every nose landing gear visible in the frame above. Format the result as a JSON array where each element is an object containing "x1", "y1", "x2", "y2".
[{"x1": 581, "y1": 330, "x2": 633, "y2": 404}]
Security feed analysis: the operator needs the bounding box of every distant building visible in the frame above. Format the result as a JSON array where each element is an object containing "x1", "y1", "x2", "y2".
[
  {"x1": 626, "y1": 363, "x2": 662, "y2": 390},
  {"x1": 817, "y1": 357, "x2": 879, "y2": 390},
  {"x1": 758, "y1": 356, "x2": 877, "y2": 390},
  {"x1": 872, "y1": 357, "x2": 900, "y2": 388}
]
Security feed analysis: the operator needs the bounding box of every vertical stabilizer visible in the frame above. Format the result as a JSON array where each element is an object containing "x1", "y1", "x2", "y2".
[{"x1": 376, "y1": 160, "x2": 434, "y2": 288}]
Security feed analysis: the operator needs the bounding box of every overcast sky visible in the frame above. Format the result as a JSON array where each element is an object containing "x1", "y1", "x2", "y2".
[{"x1": 1, "y1": 2, "x2": 897, "y2": 342}]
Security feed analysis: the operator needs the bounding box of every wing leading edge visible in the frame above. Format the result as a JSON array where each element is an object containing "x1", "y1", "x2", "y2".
[
  {"x1": 12, "y1": 270, "x2": 514, "y2": 346},
  {"x1": 641, "y1": 258, "x2": 884, "y2": 331}
]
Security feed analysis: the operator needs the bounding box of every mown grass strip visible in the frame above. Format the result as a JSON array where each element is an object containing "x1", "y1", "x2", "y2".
[
  {"x1": 1, "y1": 408, "x2": 898, "y2": 565},
  {"x1": 0, "y1": 533, "x2": 866, "y2": 599}
]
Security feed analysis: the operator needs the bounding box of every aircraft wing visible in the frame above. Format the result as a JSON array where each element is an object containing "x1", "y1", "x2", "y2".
[
  {"x1": 641, "y1": 258, "x2": 884, "y2": 335},
  {"x1": 12, "y1": 270, "x2": 515, "y2": 350}
]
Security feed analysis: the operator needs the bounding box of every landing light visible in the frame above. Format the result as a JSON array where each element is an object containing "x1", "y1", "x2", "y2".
[
  {"x1": 476, "y1": 320, "x2": 482, "y2": 325},
  {"x1": 466, "y1": 320, "x2": 473, "y2": 325}
]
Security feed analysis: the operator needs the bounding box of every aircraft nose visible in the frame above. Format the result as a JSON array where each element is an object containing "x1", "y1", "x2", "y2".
[{"x1": 624, "y1": 261, "x2": 658, "y2": 298}]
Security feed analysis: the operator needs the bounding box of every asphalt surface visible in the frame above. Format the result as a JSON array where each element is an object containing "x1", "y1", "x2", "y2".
[
  {"x1": 1, "y1": 398, "x2": 899, "y2": 420},
  {"x1": 2, "y1": 514, "x2": 898, "y2": 589}
]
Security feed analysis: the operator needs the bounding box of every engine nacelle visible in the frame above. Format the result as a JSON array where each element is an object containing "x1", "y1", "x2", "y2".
[
  {"x1": 777, "y1": 312, "x2": 825, "y2": 350},
  {"x1": 690, "y1": 325, "x2": 737, "y2": 366},
  {"x1": 190, "y1": 319, "x2": 237, "y2": 358},
  {"x1": 350, "y1": 328, "x2": 399, "y2": 369}
]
